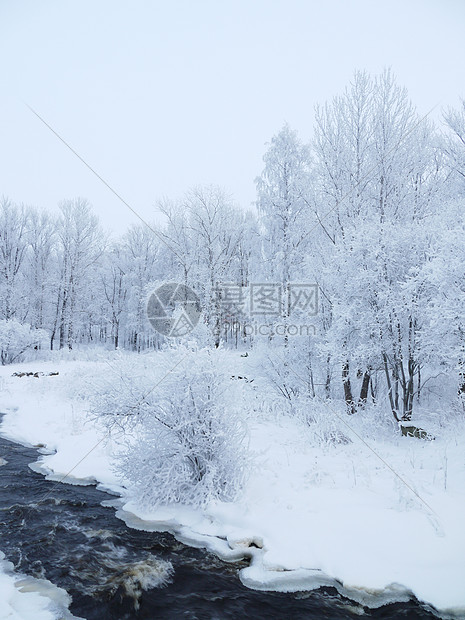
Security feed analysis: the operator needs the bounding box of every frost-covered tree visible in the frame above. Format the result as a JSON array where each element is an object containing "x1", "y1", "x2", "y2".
[
  {"x1": 254, "y1": 123, "x2": 314, "y2": 386},
  {"x1": 420, "y1": 200, "x2": 465, "y2": 404},
  {"x1": 186, "y1": 186, "x2": 246, "y2": 345},
  {"x1": 101, "y1": 243, "x2": 129, "y2": 349},
  {"x1": 159, "y1": 186, "x2": 248, "y2": 346},
  {"x1": 313, "y1": 71, "x2": 374, "y2": 237},
  {"x1": 312, "y1": 71, "x2": 377, "y2": 402},
  {"x1": 444, "y1": 99, "x2": 465, "y2": 188},
  {"x1": 0, "y1": 198, "x2": 29, "y2": 321},
  {"x1": 256, "y1": 124, "x2": 312, "y2": 285},
  {"x1": 123, "y1": 223, "x2": 159, "y2": 351},
  {"x1": 51, "y1": 198, "x2": 104, "y2": 350},
  {"x1": 158, "y1": 197, "x2": 196, "y2": 288},
  {"x1": 313, "y1": 70, "x2": 447, "y2": 416},
  {"x1": 322, "y1": 216, "x2": 439, "y2": 419},
  {"x1": 0, "y1": 319, "x2": 48, "y2": 365},
  {"x1": 27, "y1": 208, "x2": 57, "y2": 331}
]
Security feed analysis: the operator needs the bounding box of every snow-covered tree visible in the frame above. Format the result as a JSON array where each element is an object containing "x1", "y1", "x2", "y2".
[
  {"x1": 420, "y1": 200, "x2": 465, "y2": 404},
  {"x1": 26, "y1": 208, "x2": 57, "y2": 331},
  {"x1": 159, "y1": 186, "x2": 248, "y2": 346},
  {"x1": 256, "y1": 124, "x2": 312, "y2": 285},
  {"x1": 312, "y1": 70, "x2": 448, "y2": 417},
  {"x1": 51, "y1": 198, "x2": 104, "y2": 350},
  {"x1": 101, "y1": 243, "x2": 129, "y2": 349},
  {"x1": 444, "y1": 99, "x2": 465, "y2": 189},
  {"x1": 123, "y1": 223, "x2": 159, "y2": 351},
  {"x1": 0, "y1": 198, "x2": 29, "y2": 321},
  {"x1": 0, "y1": 319, "x2": 48, "y2": 365}
]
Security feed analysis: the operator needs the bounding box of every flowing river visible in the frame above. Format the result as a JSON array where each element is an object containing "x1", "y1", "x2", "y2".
[{"x1": 0, "y1": 432, "x2": 442, "y2": 619}]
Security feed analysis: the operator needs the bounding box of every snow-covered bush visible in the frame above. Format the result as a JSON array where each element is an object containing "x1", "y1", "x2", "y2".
[
  {"x1": 0, "y1": 319, "x2": 48, "y2": 365},
  {"x1": 253, "y1": 340, "x2": 314, "y2": 403},
  {"x1": 91, "y1": 346, "x2": 249, "y2": 508},
  {"x1": 295, "y1": 394, "x2": 403, "y2": 447},
  {"x1": 294, "y1": 397, "x2": 352, "y2": 448}
]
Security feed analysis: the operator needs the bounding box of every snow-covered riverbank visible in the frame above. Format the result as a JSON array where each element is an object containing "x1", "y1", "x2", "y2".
[
  {"x1": 1, "y1": 354, "x2": 465, "y2": 618},
  {"x1": 0, "y1": 551, "x2": 77, "y2": 620}
]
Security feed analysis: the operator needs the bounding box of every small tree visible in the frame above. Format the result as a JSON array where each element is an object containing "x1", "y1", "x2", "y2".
[{"x1": 0, "y1": 319, "x2": 48, "y2": 365}]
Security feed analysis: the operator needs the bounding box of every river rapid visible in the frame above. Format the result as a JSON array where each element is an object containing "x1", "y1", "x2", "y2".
[{"x1": 0, "y1": 431, "x2": 442, "y2": 619}]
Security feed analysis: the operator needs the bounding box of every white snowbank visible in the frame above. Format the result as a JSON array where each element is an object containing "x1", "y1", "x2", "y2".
[
  {"x1": 0, "y1": 552, "x2": 78, "y2": 620},
  {"x1": 1, "y1": 355, "x2": 465, "y2": 617},
  {"x1": 0, "y1": 358, "x2": 121, "y2": 492}
]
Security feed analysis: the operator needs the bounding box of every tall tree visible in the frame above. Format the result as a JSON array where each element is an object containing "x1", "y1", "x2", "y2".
[
  {"x1": 313, "y1": 70, "x2": 446, "y2": 416},
  {"x1": 256, "y1": 124, "x2": 312, "y2": 286},
  {"x1": 123, "y1": 223, "x2": 158, "y2": 351},
  {"x1": 0, "y1": 197, "x2": 29, "y2": 321},
  {"x1": 27, "y1": 208, "x2": 57, "y2": 330},
  {"x1": 101, "y1": 243, "x2": 129, "y2": 349},
  {"x1": 52, "y1": 198, "x2": 103, "y2": 350}
]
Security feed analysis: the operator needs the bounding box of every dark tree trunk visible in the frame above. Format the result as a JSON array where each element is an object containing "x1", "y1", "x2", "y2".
[
  {"x1": 383, "y1": 352, "x2": 399, "y2": 422},
  {"x1": 342, "y1": 361, "x2": 355, "y2": 414},
  {"x1": 358, "y1": 369, "x2": 371, "y2": 406},
  {"x1": 325, "y1": 355, "x2": 331, "y2": 398},
  {"x1": 458, "y1": 360, "x2": 465, "y2": 397},
  {"x1": 402, "y1": 356, "x2": 415, "y2": 421}
]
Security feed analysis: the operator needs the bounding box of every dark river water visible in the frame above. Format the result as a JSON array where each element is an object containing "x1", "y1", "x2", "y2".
[{"x1": 0, "y1": 432, "x2": 444, "y2": 619}]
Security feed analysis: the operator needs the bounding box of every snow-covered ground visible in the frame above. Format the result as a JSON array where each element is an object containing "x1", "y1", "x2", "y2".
[
  {"x1": 1, "y1": 353, "x2": 465, "y2": 618},
  {"x1": 0, "y1": 551, "x2": 77, "y2": 620}
]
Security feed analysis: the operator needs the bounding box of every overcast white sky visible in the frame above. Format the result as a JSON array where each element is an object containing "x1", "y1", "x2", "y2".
[{"x1": 0, "y1": 0, "x2": 464, "y2": 234}]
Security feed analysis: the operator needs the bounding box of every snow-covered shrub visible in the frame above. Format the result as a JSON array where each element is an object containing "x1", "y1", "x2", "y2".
[
  {"x1": 0, "y1": 319, "x2": 48, "y2": 365},
  {"x1": 353, "y1": 402, "x2": 399, "y2": 441},
  {"x1": 295, "y1": 397, "x2": 353, "y2": 448},
  {"x1": 253, "y1": 340, "x2": 312, "y2": 403},
  {"x1": 296, "y1": 395, "x2": 406, "y2": 447},
  {"x1": 88, "y1": 352, "x2": 156, "y2": 434},
  {"x1": 91, "y1": 346, "x2": 249, "y2": 508}
]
